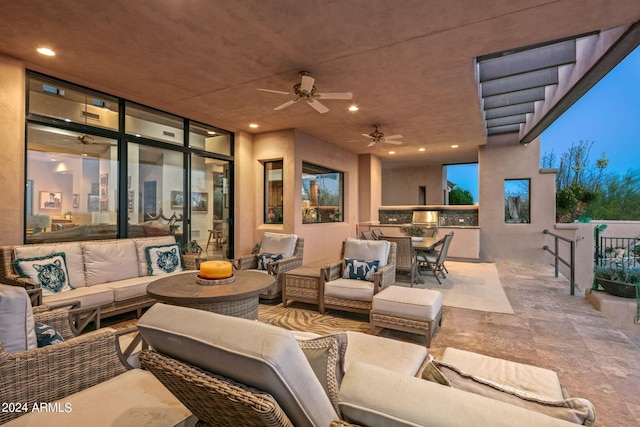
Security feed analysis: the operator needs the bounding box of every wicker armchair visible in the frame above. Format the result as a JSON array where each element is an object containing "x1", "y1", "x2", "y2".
[
  {"x1": 320, "y1": 239, "x2": 396, "y2": 315},
  {"x1": 379, "y1": 236, "x2": 419, "y2": 286},
  {"x1": 0, "y1": 304, "x2": 130, "y2": 424},
  {"x1": 234, "y1": 234, "x2": 304, "y2": 300}
]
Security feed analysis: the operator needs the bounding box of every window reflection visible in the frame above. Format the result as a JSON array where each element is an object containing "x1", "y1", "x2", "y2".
[{"x1": 302, "y1": 162, "x2": 343, "y2": 223}]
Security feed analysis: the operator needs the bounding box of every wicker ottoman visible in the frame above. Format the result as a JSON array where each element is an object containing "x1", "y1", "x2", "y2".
[{"x1": 370, "y1": 286, "x2": 443, "y2": 347}]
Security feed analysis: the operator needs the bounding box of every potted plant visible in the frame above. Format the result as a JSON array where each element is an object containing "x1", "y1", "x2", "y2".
[
  {"x1": 593, "y1": 266, "x2": 640, "y2": 299},
  {"x1": 402, "y1": 225, "x2": 425, "y2": 241},
  {"x1": 182, "y1": 240, "x2": 204, "y2": 270}
]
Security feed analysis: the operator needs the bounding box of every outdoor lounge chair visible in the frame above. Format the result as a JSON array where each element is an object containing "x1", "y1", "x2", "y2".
[
  {"x1": 320, "y1": 238, "x2": 396, "y2": 315},
  {"x1": 234, "y1": 233, "x2": 304, "y2": 300}
]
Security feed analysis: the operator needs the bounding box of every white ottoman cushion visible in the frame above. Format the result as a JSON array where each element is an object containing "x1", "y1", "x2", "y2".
[{"x1": 373, "y1": 286, "x2": 442, "y2": 320}]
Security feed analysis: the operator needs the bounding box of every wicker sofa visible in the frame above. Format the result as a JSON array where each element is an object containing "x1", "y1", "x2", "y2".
[
  {"x1": 0, "y1": 235, "x2": 190, "y2": 323},
  {"x1": 136, "y1": 303, "x2": 595, "y2": 427}
]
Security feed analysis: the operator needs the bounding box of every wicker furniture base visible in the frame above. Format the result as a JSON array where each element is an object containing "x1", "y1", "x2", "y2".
[
  {"x1": 181, "y1": 296, "x2": 258, "y2": 319},
  {"x1": 370, "y1": 308, "x2": 442, "y2": 348},
  {"x1": 283, "y1": 267, "x2": 323, "y2": 312},
  {"x1": 324, "y1": 297, "x2": 372, "y2": 314},
  {"x1": 141, "y1": 349, "x2": 295, "y2": 427}
]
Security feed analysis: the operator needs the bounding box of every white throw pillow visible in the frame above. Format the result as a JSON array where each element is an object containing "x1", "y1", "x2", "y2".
[
  {"x1": 145, "y1": 244, "x2": 185, "y2": 276},
  {"x1": 13, "y1": 252, "x2": 74, "y2": 296}
]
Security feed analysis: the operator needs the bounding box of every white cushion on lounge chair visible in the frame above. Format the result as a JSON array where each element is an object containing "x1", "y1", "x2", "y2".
[
  {"x1": 259, "y1": 233, "x2": 298, "y2": 258},
  {"x1": 343, "y1": 238, "x2": 390, "y2": 267},
  {"x1": 0, "y1": 285, "x2": 37, "y2": 353}
]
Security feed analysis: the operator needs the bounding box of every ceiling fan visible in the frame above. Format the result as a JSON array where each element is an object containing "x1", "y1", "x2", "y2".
[
  {"x1": 362, "y1": 125, "x2": 403, "y2": 147},
  {"x1": 76, "y1": 134, "x2": 113, "y2": 146},
  {"x1": 257, "y1": 71, "x2": 353, "y2": 114}
]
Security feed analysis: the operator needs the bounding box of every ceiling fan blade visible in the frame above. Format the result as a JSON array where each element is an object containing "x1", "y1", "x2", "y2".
[
  {"x1": 274, "y1": 99, "x2": 298, "y2": 111},
  {"x1": 367, "y1": 140, "x2": 377, "y2": 147},
  {"x1": 315, "y1": 92, "x2": 353, "y2": 100},
  {"x1": 257, "y1": 88, "x2": 292, "y2": 95},
  {"x1": 384, "y1": 134, "x2": 403, "y2": 140},
  {"x1": 300, "y1": 74, "x2": 315, "y2": 93},
  {"x1": 307, "y1": 98, "x2": 329, "y2": 114},
  {"x1": 383, "y1": 139, "x2": 403, "y2": 145},
  {"x1": 361, "y1": 133, "x2": 374, "y2": 139}
]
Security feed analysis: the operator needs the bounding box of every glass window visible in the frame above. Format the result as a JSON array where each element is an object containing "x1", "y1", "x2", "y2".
[
  {"x1": 302, "y1": 162, "x2": 343, "y2": 223},
  {"x1": 128, "y1": 143, "x2": 184, "y2": 236},
  {"x1": 125, "y1": 102, "x2": 184, "y2": 146},
  {"x1": 27, "y1": 75, "x2": 119, "y2": 131},
  {"x1": 504, "y1": 179, "x2": 530, "y2": 223},
  {"x1": 189, "y1": 122, "x2": 231, "y2": 156},
  {"x1": 25, "y1": 124, "x2": 118, "y2": 243},
  {"x1": 192, "y1": 155, "x2": 231, "y2": 258},
  {"x1": 264, "y1": 161, "x2": 283, "y2": 224}
]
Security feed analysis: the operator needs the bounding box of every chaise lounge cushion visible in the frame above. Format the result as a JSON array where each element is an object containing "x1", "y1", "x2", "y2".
[
  {"x1": 339, "y1": 362, "x2": 579, "y2": 427},
  {"x1": 137, "y1": 303, "x2": 337, "y2": 427},
  {"x1": 433, "y1": 348, "x2": 596, "y2": 426}
]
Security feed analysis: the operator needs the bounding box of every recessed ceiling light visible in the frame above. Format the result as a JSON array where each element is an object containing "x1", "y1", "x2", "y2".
[
  {"x1": 249, "y1": 123, "x2": 259, "y2": 128},
  {"x1": 418, "y1": 147, "x2": 426, "y2": 152},
  {"x1": 37, "y1": 47, "x2": 56, "y2": 57},
  {"x1": 348, "y1": 105, "x2": 359, "y2": 112},
  {"x1": 207, "y1": 131, "x2": 217, "y2": 135},
  {"x1": 389, "y1": 151, "x2": 395, "y2": 155},
  {"x1": 451, "y1": 144, "x2": 459, "y2": 148}
]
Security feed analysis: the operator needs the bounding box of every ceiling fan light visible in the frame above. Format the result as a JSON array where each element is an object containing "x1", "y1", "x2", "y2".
[
  {"x1": 37, "y1": 47, "x2": 55, "y2": 56},
  {"x1": 348, "y1": 105, "x2": 359, "y2": 111}
]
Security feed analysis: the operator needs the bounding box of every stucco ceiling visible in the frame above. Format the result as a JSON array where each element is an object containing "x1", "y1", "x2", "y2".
[{"x1": 1, "y1": 1, "x2": 639, "y2": 168}]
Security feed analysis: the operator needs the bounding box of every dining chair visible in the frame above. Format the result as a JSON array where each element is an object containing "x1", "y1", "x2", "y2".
[
  {"x1": 418, "y1": 232, "x2": 454, "y2": 284},
  {"x1": 361, "y1": 230, "x2": 376, "y2": 240},
  {"x1": 379, "y1": 236, "x2": 419, "y2": 286}
]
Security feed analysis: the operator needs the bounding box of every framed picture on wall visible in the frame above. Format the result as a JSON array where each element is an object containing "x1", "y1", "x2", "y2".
[
  {"x1": 171, "y1": 191, "x2": 184, "y2": 209},
  {"x1": 39, "y1": 191, "x2": 62, "y2": 210},
  {"x1": 191, "y1": 192, "x2": 208, "y2": 212},
  {"x1": 100, "y1": 174, "x2": 108, "y2": 186},
  {"x1": 73, "y1": 194, "x2": 79, "y2": 208},
  {"x1": 128, "y1": 190, "x2": 134, "y2": 212},
  {"x1": 88, "y1": 194, "x2": 99, "y2": 212}
]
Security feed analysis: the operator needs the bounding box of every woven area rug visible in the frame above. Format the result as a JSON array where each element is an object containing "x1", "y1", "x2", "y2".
[
  {"x1": 258, "y1": 302, "x2": 371, "y2": 335},
  {"x1": 400, "y1": 261, "x2": 514, "y2": 314}
]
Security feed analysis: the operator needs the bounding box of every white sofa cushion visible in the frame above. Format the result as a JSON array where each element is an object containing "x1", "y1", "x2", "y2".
[
  {"x1": 42, "y1": 285, "x2": 114, "y2": 308},
  {"x1": 259, "y1": 232, "x2": 298, "y2": 258},
  {"x1": 344, "y1": 238, "x2": 390, "y2": 267},
  {"x1": 103, "y1": 276, "x2": 152, "y2": 301},
  {"x1": 134, "y1": 236, "x2": 178, "y2": 276},
  {"x1": 137, "y1": 303, "x2": 337, "y2": 427},
  {"x1": 0, "y1": 284, "x2": 37, "y2": 353},
  {"x1": 83, "y1": 240, "x2": 139, "y2": 286},
  {"x1": 14, "y1": 242, "x2": 86, "y2": 288}
]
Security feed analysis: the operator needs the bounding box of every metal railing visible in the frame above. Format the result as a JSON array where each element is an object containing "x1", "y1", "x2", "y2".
[
  {"x1": 542, "y1": 229, "x2": 576, "y2": 295},
  {"x1": 595, "y1": 236, "x2": 639, "y2": 268}
]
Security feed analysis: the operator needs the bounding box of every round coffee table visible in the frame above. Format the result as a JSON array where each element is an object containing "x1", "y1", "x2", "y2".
[{"x1": 147, "y1": 270, "x2": 275, "y2": 320}]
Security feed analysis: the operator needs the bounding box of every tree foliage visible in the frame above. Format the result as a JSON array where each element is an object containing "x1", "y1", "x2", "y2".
[
  {"x1": 542, "y1": 140, "x2": 640, "y2": 221},
  {"x1": 449, "y1": 187, "x2": 474, "y2": 205}
]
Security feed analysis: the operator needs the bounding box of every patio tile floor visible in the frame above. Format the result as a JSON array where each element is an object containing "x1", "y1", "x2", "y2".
[{"x1": 426, "y1": 260, "x2": 640, "y2": 427}]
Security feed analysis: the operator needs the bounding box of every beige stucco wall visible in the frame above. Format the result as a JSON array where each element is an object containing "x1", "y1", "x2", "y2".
[
  {"x1": 382, "y1": 164, "x2": 444, "y2": 205},
  {"x1": 358, "y1": 154, "x2": 382, "y2": 225},
  {"x1": 0, "y1": 56, "x2": 25, "y2": 246},
  {"x1": 242, "y1": 129, "x2": 358, "y2": 265},
  {"x1": 479, "y1": 135, "x2": 557, "y2": 263}
]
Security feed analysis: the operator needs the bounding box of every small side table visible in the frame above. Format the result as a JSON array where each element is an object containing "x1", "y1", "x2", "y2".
[{"x1": 283, "y1": 266, "x2": 323, "y2": 313}]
